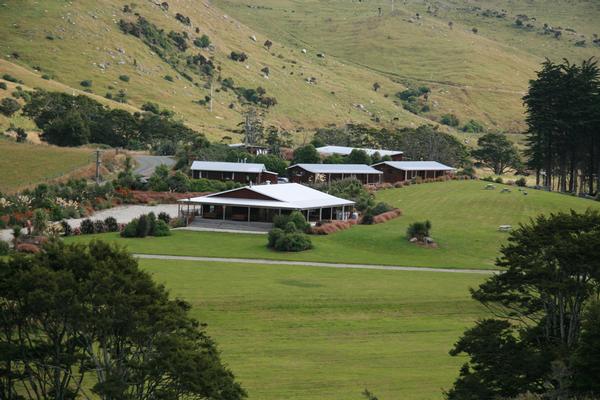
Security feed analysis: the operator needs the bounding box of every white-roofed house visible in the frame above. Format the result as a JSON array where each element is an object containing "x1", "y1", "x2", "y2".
[
  {"x1": 371, "y1": 161, "x2": 456, "y2": 182},
  {"x1": 179, "y1": 183, "x2": 355, "y2": 225},
  {"x1": 287, "y1": 164, "x2": 383, "y2": 184},
  {"x1": 190, "y1": 161, "x2": 278, "y2": 185},
  {"x1": 316, "y1": 145, "x2": 404, "y2": 161}
]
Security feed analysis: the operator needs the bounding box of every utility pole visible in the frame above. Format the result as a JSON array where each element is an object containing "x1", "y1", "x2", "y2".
[
  {"x1": 391, "y1": 0, "x2": 395, "y2": 12},
  {"x1": 95, "y1": 149, "x2": 102, "y2": 184}
]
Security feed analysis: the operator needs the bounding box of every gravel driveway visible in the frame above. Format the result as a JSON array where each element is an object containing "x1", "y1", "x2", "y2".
[{"x1": 0, "y1": 204, "x2": 180, "y2": 243}]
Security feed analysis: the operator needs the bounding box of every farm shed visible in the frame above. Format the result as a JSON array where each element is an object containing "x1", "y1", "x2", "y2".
[
  {"x1": 287, "y1": 164, "x2": 383, "y2": 184},
  {"x1": 371, "y1": 161, "x2": 455, "y2": 182},
  {"x1": 179, "y1": 183, "x2": 355, "y2": 223},
  {"x1": 190, "y1": 161, "x2": 278, "y2": 184}
]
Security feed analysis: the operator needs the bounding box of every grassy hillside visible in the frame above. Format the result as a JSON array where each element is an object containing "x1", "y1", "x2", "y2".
[
  {"x1": 2, "y1": 1, "x2": 596, "y2": 142},
  {"x1": 0, "y1": 138, "x2": 93, "y2": 193},
  {"x1": 68, "y1": 179, "x2": 600, "y2": 269},
  {"x1": 213, "y1": 0, "x2": 600, "y2": 134},
  {"x1": 143, "y1": 259, "x2": 486, "y2": 399},
  {"x1": 0, "y1": 0, "x2": 429, "y2": 141}
]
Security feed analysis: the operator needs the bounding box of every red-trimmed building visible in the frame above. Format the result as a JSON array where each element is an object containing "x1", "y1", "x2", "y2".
[
  {"x1": 190, "y1": 161, "x2": 278, "y2": 184},
  {"x1": 371, "y1": 161, "x2": 455, "y2": 182}
]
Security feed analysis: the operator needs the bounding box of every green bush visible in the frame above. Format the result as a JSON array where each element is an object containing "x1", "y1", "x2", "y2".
[
  {"x1": 0, "y1": 240, "x2": 9, "y2": 255},
  {"x1": 104, "y1": 216, "x2": 119, "y2": 232},
  {"x1": 2, "y1": 74, "x2": 22, "y2": 83},
  {"x1": 121, "y1": 220, "x2": 138, "y2": 237},
  {"x1": 361, "y1": 210, "x2": 374, "y2": 225},
  {"x1": 158, "y1": 212, "x2": 171, "y2": 224},
  {"x1": 0, "y1": 82, "x2": 7, "y2": 90},
  {"x1": 164, "y1": 75, "x2": 174, "y2": 82},
  {"x1": 80, "y1": 219, "x2": 95, "y2": 234},
  {"x1": 80, "y1": 80, "x2": 93, "y2": 87},
  {"x1": 93, "y1": 220, "x2": 107, "y2": 233},
  {"x1": 152, "y1": 220, "x2": 171, "y2": 236},
  {"x1": 274, "y1": 232, "x2": 313, "y2": 252},
  {"x1": 119, "y1": 75, "x2": 130, "y2": 82},
  {"x1": 136, "y1": 214, "x2": 149, "y2": 237},
  {"x1": 194, "y1": 34, "x2": 211, "y2": 48},
  {"x1": 371, "y1": 202, "x2": 393, "y2": 216},
  {"x1": 0, "y1": 97, "x2": 21, "y2": 117},
  {"x1": 462, "y1": 119, "x2": 485, "y2": 133},
  {"x1": 407, "y1": 220, "x2": 431, "y2": 240},
  {"x1": 495, "y1": 177, "x2": 504, "y2": 184},
  {"x1": 441, "y1": 114, "x2": 460, "y2": 127},
  {"x1": 515, "y1": 177, "x2": 527, "y2": 187},
  {"x1": 268, "y1": 228, "x2": 284, "y2": 248},
  {"x1": 273, "y1": 211, "x2": 309, "y2": 232}
]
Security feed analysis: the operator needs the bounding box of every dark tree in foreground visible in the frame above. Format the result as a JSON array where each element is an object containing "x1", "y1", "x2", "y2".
[
  {"x1": 447, "y1": 210, "x2": 600, "y2": 399},
  {"x1": 292, "y1": 144, "x2": 320, "y2": 164},
  {"x1": 471, "y1": 132, "x2": 521, "y2": 175},
  {"x1": 0, "y1": 240, "x2": 246, "y2": 400}
]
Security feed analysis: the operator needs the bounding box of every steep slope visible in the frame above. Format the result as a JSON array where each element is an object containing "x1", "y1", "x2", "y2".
[
  {"x1": 0, "y1": 0, "x2": 434, "y2": 141},
  {"x1": 212, "y1": 0, "x2": 600, "y2": 133}
]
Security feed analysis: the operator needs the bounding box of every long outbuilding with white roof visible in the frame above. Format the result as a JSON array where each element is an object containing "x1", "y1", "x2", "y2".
[
  {"x1": 179, "y1": 183, "x2": 355, "y2": 223},
  {"x1": 190, "y1": 161, "x2": 278, "y2": 184},
  {"x1": 371, "y1": 161, "x2": 455, "y2": 182},
  {"x1": 287, "y1": 163, "x2": 383, "y2": 184},
  {"x1": 316, "y1": 145, "x2": 404, "y2": 160}
]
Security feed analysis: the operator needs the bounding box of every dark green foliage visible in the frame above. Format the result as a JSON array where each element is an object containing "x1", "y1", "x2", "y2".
[
  {"x1": 119, "y1": 74, "x2": 130, "y2": 82},
  {"x1": 472, "y1": 133, "x2": 521, "y2": 175},
  {"x1": 273, "y1": 211, "x2": 310, "y2": 232},
  {"x1": 0, "y1": 241, "x2": 246, "y2": 400},
  {"x1": 41, "y1": 74, "x2": 51, "y2": 80},
  {"x1": 175, "y1": 12, "x2": 191, "y2": 25},
  {"x1": 93, "y1": 220, "x2": 106, "y2": 233},
  {"x1": 136, "y1": 214, "x2": 149, "y2": 237},
  {"x1": 273, "y1": 231, "x2": 313, "y2": 251},
  {"x1": 370, "y1": 202, "x2": 393, "y2": 216},
  {"x1": 167, "y1": 31, "x2": 188, "y2": 51},
  {"x1": 230, "y1": 51, "x2": 248, "y2": 62},
  {"x1": 158, "y1": 212, "x2": 171, "y2": 224},
  {"x1": 571, "y1": 301, "x2": 600, "y2": 396},
  {"x1": 0, "y1": 240, "x2": 9, "y2": 255},
  {"x1": 189, "y1": 178, "x2": 242, "y2": 192},
  {"x1": 0, "y1": 82, "x2": 7, "y2": 90},
  {"x1": 267, "y1": 228, "x2": 284, "y2": 248},
  {"x1": 361, "y1": 210, "x2": 374, "y2": 225},
  {"x1": 60, "y1": 220, "x2": 72, "y2": 236},
  {"x1": 407, "y1": 220, "x2": 431, "y2": 240},
  {"x1": 104, "y1": 216, "x2": 119, "y2": 232},
  {"x1": 141, "y1": 101, "x2": 161, "y2": 114},
  {"x1": 0, "y1": 97, "x2": 20, "y2": 116},
  {"x1": 314, "y1": 178, "x2": 373, "y2": 211},
  {"x1": 80, "y1": 79, "x2": 93, "y2": 87},
  {"x1": 494, "y1": 177, "x2": 503, "y2": 184},
  {"x1": 194, "y1": 34, "x2": 211, "y2": 48},
  {"x1": 121, "y1": 220, "x2": 138, "y2": 237},
  {"x1": 292, "y1": 144, "x2": 320, "y2": 164},
  {"x1": 221, "y1": 77, "x2": 234, "y2": 89},
  {"x1": 440, "y1": 113, "x2": 460, "y2": 127},
  {"x1": 152, "y1": 219, "x2": 171, "y2": 236},
  {"x1": 449, "y1": 210, "x2": 600, "y2": 398},
  {"x1": 461, "y1": 120, "x2": 485, "y2": 133},
  {"x1": 80, "y1": 218, "x2": 95, "y2": 234},
  {"x1": 446, "y1": 319, "x2": 547, "y2": 400},
  {"x1": 164, "y1": 75, "x2": 174, "y2": 82},
  {"x1": 254, "y1": 154, "x2": 288, "y2": 175},
  {"x1": 2, "y1": 74, "x2": 22, "y2": 83},
  {"x1": 187, "y1": 53, "x2": 215, "y2": 76},
  {"x1": 23, "y1": 89, "x2": 206, "y2": 150},
  {"x1": 347, "y1": 149, "x2": 372, "y2": 165},
  {"x1": 42, "y1": 110, "x2": 90, "y2": 146},
  {"x1": 524, "y1": 58, "x2": 600, "y2": 193},
  {"x1": 515, "y1": 177, "x2": 527, "y2": 187}
]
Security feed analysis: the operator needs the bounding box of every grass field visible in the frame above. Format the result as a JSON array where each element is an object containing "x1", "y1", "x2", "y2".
[
  {"x1": 141, "y1": 259, "x2": 486, "y2": 399},
  {"x1": 68, "y1": 180, "x2": 600, "y2": 269},
  {"x1": 0, "y1": 139, "x2": 93, "y2": 193}
]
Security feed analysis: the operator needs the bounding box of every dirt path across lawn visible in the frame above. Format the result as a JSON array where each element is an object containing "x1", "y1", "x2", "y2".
[{"x1": 134, "y1": 254, "x2": 499, "y2": 275}]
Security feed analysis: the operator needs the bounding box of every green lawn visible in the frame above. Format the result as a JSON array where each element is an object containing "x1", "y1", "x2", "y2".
[
  {"x1": 141, "y1": 259, "x2": 486, "y2": 400},
  {"x1": 68, "y1": 180, "x2": 600, "y2": 269}
]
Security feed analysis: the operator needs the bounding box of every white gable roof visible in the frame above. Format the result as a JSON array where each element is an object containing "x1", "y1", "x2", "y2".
[
  {"x1": 373, "y1": 161, "x2": 455, "y2": 171},
  {"x1": 317, "y1": 145, "x2": 403, "y2": 157},
  {"x1": 288, "y1": 164, "x2": 382, "y2": 174},
  {"x1": 181, "y1": 183, "x2": 355, "y2": 210},
  {"x1": 190, "y1": 161, "x2": 268, "y2": 174}
]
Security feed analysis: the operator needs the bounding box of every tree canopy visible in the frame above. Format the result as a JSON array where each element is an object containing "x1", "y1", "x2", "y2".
[
  {"x1": 0, "y1": 240, "x2": 246, "y2": 400},
  {"x1": 447, "y1": 210, "x2": 600, "y2": 399},
  {"x1": 471, "y1": 132, "x2": 521, "y2": 175}
]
